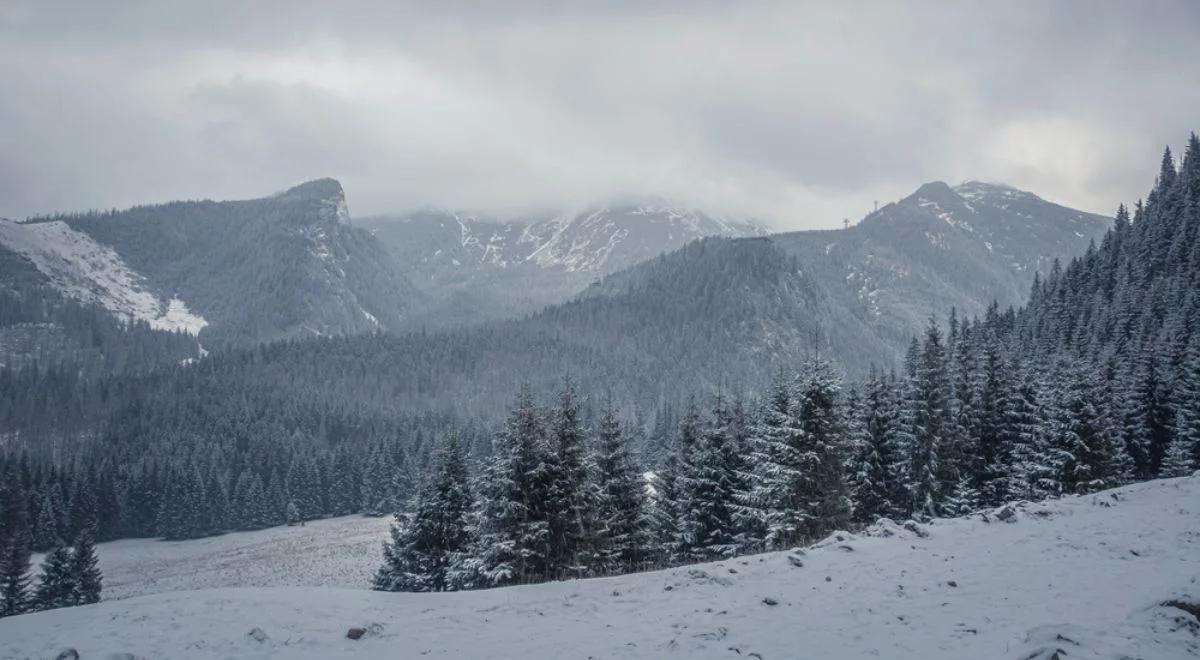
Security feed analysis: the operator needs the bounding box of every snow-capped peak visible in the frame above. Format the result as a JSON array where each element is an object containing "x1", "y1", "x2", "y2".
[{"x1": 953, "y1": 180, "x2": 1037, "y2": 203}]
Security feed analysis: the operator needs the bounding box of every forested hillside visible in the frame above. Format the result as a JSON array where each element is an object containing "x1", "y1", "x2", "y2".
[{"x1": 0, "y1": 241, "x2": 198, "y2": 375}]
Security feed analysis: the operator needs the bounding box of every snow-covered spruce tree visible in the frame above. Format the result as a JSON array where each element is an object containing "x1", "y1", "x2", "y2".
[
  {"x1": 32, "y1": 545, "x2": 73, "y2": 611},
  {"x1": 326, "y1": 449, "x2": 360, "y2": 517},
  {"x1": 743, "y1": 358, "x2": 848, "y2": 548},
  {"x1": 941, "y1": 475, "x2": 981, "y2": 517},
  {"x1": 156, "y1": 465, "x2": 206, "y2": 540},
  {"x1": 462, "y1": 386, "x2": 555, "y2": 587},
  {"x1": 906, "y1": 320, "x2": 951, "y2": 519},
  {"x1": 374, "y1": 436, "x2": 472, "y2": 592},
  {"x1": 32, "y1": 490, "x2": 63, "y2": 552},
  {"x1": 545, "y1": 378, "x2": 594, "y2": 578},
  {"x1": 1005, "y1": 365, "x2": 1054, "y2": 501},
  {"x1": 1172, "y1": 339, "x2": 1200, "y2": 471},
  {"x1": 1125, "y1": 355, "x2": 1175, "y2": 478},
  {"x1": 646, "y1": 401, "x2": 701, "y2": 565},
  {"x1": 792, "y1": 357, "x2": 851, "y2": 537},
  {"x1": 64, "y1": 472, "x2": 97, "y2": 543},
  {"x1": 741, "y1": 372, "x2": 807, "y2": 548},
  {"x1": 1053, "y1": 367, "x2": 1119, "y2": 494},
  {"x1": 945, "y1": 314, "x2": 981, "y2": 495},
  {"x1": 589, "y1": 396, "x2": 648, "y2": 575},
  {"x1": 0, "y1": 478, "x2": 33, "y2": 618},
  {"x1": 360, "y1": 448, "x2": 393, "y2": 517},
  {"x1": 974, "y1": 330, "x2": 1019, "y2": 506},
  {"x1": 68, "y1": 530, "x2": 102, "y2": 606},
  {"x1": 677, "y1": 396, "x2": 747, "y2": 561},
  {"x1": 1160, "y1": 435, "x2": 1196, "y2": 477},
  {"x1": 847, "y1": 368, "x2": 905, "y2": 523}
]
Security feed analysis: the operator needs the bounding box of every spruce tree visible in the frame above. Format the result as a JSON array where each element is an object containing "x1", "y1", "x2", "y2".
[
  {"x1": 847, "y1": 369, "x2": 904, "y2": 523},
  {"x1": 1160, "y1": 436, "x2": 1195, "y2": 477},
  {"x1": 68, "y1": 530, "x2": 102, "y2": 605},
  {"x1": 375, "y1": 436, "x2": 473, "y2": 592},
  {"x1": 677, "y1": 397, "x2": 744, "y2": 561},
  {"x1": 975, "y1": 335, "x2": 1017, "y2": 505},
  {"x1": 942, "y1": 476, "x2": 981, "y2": 517},
  {"x1": 1053, "y1": 369, "x2": 1117, "y2": 494},
  {"x1": 463, "y1": 386, "x2": 555, "y2": 587},
  {"x1": 589, "y1": 397, "x2": 647, "y2": 574},
  {"x1": 907, "y1": 320, "x2": 950, "y2": 518},
  {"x1": 545, "y1": 378, "x2": 592, "y2": 578},
  {"x1": 32, "y1": 491, "x2": 62, "y2": 552},
  {"x1": 1173, "y1": 340, "x2": 1200, "y2": 469},
  {"x1": 360, "y1": 449, "x2": 393, "y2": 517},
  {"x1": 645, "y1": 401, "x2": 701, "y2": 565},
  {"x1": 33, "y1": 546, "x2": 73, "y2": 611},
  {"x1": 793, "y1": 357, "x2": 850, "y2": 536},
  {"x1": 742, "y1": 372, "x2": 808, "y2": 548}
]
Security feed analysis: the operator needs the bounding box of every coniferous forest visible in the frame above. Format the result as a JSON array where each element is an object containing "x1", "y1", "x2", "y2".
[{"x1": 2, "y1": 136, "x2": 1200, "y2": 613}]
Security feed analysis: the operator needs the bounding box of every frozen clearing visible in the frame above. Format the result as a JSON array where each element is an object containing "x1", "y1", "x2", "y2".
[
  {"x1": 3, "y1": 476, "x2": 1198, "y2": 660},
  {"x1": 50, "y1": 513, "x2": 392, "y2": 601}
]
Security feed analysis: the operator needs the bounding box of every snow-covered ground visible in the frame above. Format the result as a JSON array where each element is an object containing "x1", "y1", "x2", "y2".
[
  {"x1": 4, "y1": 476, "x2": 1198, "y2": 660},
  {"x1": 0, "y1": 219, "x2": 207, "y2": 334},
  {"x1": 41, "y1": 514, "x2": 392, "y2": 602}
]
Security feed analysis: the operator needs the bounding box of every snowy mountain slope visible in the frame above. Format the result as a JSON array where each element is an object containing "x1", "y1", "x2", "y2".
[
  {"x1": 363, "y1": 204, "x2": 767, "y2": 326},
  {"x1": 6, "y1": 180, "x2": 419, "y2": 347},
  {"x1": 0, "y1": 218, "x2": 207, "y2": 334},
  {"x1": 4, "y1": 476, "x2": 1197, "y2": 659}
]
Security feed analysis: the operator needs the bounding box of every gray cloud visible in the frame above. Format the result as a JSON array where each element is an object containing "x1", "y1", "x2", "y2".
[{"x1": 1, "y1": 1, "x2": 1197, "y2": 228}]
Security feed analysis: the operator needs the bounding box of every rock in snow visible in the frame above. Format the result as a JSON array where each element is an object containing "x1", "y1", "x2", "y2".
[{"x1": 2, "y1": 476, "x2": 1197, "y2": 659}]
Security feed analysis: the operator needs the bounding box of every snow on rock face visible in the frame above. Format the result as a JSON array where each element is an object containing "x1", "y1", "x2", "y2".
[
  {"x1": 2, "y1": 476, "x2": 1197, "y2": 660},
  {"x1": 0, "y1": 219, "x2": 207, "y2": 334},
  {"x1": 525, "y1": 205, "x2": 766, "y2": 273},
  {"x1": 402, "y1": 205, "x2": 767, "y2": 276},
  {"x1": 322, "y1": 191, "x2": 351, "y2": 225}
]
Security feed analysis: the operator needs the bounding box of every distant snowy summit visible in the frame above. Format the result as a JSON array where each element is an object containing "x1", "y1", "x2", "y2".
[
  {"x1": 375, "y1": 202, "x2": 767, "y2": 276},
  {"x1": 275, "y1": 178, "x2": 352, "y2": 225}
]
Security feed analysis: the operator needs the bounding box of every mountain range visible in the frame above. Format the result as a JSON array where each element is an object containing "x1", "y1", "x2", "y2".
[{"x1": 0, "y1": 177, "x2": 1110, "y2": 390}]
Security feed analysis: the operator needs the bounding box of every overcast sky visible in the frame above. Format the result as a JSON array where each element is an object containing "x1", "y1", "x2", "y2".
[{"x1": 2, "y1": 2, "x2": 1197, "y2": 229}]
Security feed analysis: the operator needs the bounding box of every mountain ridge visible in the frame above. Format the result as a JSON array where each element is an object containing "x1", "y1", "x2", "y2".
[{"x1": 0, "y1": 179, "x2": 419, "y2": 347}]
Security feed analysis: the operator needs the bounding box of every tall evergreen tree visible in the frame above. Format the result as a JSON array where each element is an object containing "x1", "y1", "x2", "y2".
[
  {"x1": 847, "y1": 369, "x2": 904, "y2": 522},
  {"x1": 375, "y1": 436, "x2": 473, "y2": 592},
  {"x1": 68, "y1": 530, "x2": 102, "y2": 606},
  {"x1": 907, "y1": 320, "x2": 951, "y2": 518},
  {"x1": 545, "y1": 378, "x2": 593, "y2": 578},
  {"x1": 589, "y1": 397, "x2": 648, "y2": 574},
  {"x1": 463, "y1": 386, "x2": 555, "y2": 587},
  {"x1": 33, "y1": 546, "x2": 74, "y2": 611},
  {"x1": 677, "y1": 397, "x2": 745, "y2": 561}
]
